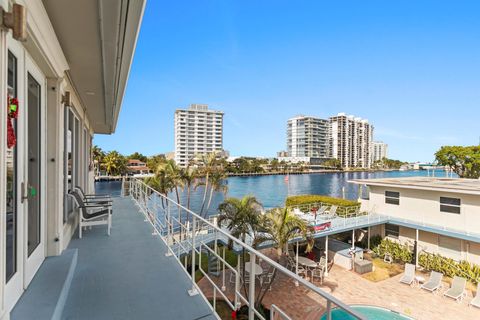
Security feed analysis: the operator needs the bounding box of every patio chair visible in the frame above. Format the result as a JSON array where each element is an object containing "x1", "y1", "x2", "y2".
[
  {"x1": 469, "y1": 283, "x2": 480, "y2": 308},
  {"x1": 286, "y1": 255, "x2": 296, "y2": 271},
  {"x1": 399, "y1": 263, "x2": 416, "y2": 286},
  {"x1": 69, "y1": 190, "x2": 112, "y2": 238},
  {"x1": 420, "y1": 271, "x2": 443, "y2": 293},
  {"x1": 443, "y1": 276, "x2": 467, "y2": 302},
  {"x1": 310, "y1": 265, "x2": 325, "y2": 284},
  {"x1": 322, "y1": 205, "x2": 338, "y2": 219},
  {"x1": 260, "y1": 268, "x2": 275, "y2": 290},
  {"x1": 75, "y1": 186, "x2": 112, "y2": 205}
]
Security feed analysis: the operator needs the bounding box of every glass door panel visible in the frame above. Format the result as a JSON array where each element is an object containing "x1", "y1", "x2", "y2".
[{"x1": 27, "y1": 73, "x2": 41, "y2": 256}]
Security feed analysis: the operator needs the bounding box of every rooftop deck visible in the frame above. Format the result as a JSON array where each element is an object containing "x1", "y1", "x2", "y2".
[{"x1": 14, "y1": 197, "x2": 217, "y2": 320}]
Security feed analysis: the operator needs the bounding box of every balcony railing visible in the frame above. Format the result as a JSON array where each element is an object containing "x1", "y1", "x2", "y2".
[{"x1": 123, "y1": 178, "x2": 366, "y2": 320}]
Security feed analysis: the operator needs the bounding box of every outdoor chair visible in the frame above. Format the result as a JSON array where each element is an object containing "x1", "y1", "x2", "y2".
[
  {"x1": 310, "y1": 265, "x2": 325, "y2": 284},
  {"x1": 286, "y1": 255, "x2": 296, "y2": 271},
  {"x1": 318, "y1": 256, "x2": 327, "y2": 269},
  {"x1": 469, "y1": 283, "x2": 480, "y2": 309},
  {"x1": 443, "y1": 276, "x2": 467, "y2": 302},
  {"x1": 260, "y1": 268, "x2": 275, "y2": 290},
  {"x1": 75, "y1": 186, "x2": 112, "y2": 206},
  {"x1": 323, "y1": 205, "x2": 338, "y2": 219},
  {"x1": 69, "y1": 190, "x2": 112, "y2": 238},
  {"x1": 399, "y1": 263, "x2": 416, "y2": 286},
  {"x1": 420, "y1": 271, "x2": 443, "y2": 293}
]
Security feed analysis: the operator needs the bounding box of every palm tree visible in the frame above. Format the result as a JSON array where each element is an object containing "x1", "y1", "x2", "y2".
[
  {"x1": 103, "y1": 151, "x2": 127, "y2": 176},
  {"x1": 194, "y1": 152, "x2": 218, "y2": 215},
  {"x1": 217, "y1": 196, "x2": 263, "y2": 298},
  {"x1": 255, "y1": 207, "x2": 312, "y2": 258},
  {"x1": 253, "y1": 207, "x2": 313, "y2": 311},
  {"x1": 202, "y1": 168, "x2": 228, "y2": 218},
  {"x1": 181, "y1": 165, "x2": 197, "y2": 210}
]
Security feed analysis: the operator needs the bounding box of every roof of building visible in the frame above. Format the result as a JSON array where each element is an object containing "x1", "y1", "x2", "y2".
[{"x1": 349, "y1": 177, "x2": 480, "y2": 195}]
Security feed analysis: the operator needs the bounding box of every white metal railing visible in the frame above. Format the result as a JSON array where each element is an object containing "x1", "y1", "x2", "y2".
[{"x1": 125, "y1": 178, "x2": 366, "y2": 320}]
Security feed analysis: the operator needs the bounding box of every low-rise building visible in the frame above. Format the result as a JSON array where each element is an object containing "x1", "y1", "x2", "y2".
[
  {"x1": 126, "y1": 159, "x2": 151, "y2": 175},
  {"x1": 350, "y1": 177, "x2": 480, "y2": 265}
]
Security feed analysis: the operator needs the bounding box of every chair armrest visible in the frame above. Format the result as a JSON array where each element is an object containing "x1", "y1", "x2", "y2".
[{"x1": 80, "y1": 204, "x2": 111, "y2": 209}]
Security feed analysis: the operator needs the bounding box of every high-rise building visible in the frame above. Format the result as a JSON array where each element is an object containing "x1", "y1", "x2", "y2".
[
  {"x1": 372, "y1": 141, "x2": 388, "y2": 163},
  {"x1": 329, "y1": 113, "x2": 374, "y2": 168},
  {"x1": 287, "y1": 115, "x2": 330, "y2": 159},
  {"x1": 174, "y1": 104, "x2": 224, "y2": 167}
]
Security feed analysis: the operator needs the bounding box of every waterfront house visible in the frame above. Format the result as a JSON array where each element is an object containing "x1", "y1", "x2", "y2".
[
  {"x1": 0, "y1": 1, "x2": 145, "y2": 318},
  {"x1": 126, "y1": 159, "x2": 151, "y2": 176},
  {"x1": 350, "y1": 177, "x2": 480, "y2": 266}
]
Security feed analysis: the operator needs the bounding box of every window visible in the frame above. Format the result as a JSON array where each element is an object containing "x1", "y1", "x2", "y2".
[
  {"x1": 385, "y1": 191, "x2": 400, "y2": 205},
  {"x1": 440, "y1": 197, "x2": 461, "y2": 214},
  {"x1": 385, "y1": 224, "x2": 399, "y2": 238}
]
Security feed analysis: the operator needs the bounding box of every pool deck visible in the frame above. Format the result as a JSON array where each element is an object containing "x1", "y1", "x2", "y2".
[{"x1": 198, "y1": 248, "x2": 480, "y2": 320}]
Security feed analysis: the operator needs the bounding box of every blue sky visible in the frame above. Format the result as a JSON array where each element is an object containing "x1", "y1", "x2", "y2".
[{"x1": 94, "y1": 1, "x2": 480, "y2": 163}]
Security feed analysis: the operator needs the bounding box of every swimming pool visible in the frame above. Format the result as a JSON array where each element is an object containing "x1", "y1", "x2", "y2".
[{"x1": 320, "y1": 305, "x2": 413, "y2": 320}]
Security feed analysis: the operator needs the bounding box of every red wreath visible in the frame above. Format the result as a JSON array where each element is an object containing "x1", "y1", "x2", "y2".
[{"x1": 7, "y1": 96, "x2": 19, "y2": 148}]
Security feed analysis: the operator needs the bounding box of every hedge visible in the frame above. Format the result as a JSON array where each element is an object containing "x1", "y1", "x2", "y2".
[
  {"x1": 286, "y1": 195, "x2": 359, "y2": 208},
  {"x1": 419, "y1": 252, "x2": 480, "y2": 284}
]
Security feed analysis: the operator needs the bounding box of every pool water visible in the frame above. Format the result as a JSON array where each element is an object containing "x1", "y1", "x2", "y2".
[{"x1": 320, "y1": 305, "x2": 413, "y2": 320}]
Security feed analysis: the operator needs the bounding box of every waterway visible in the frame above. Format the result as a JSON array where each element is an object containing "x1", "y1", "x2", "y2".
[{"x1": 96, "y1": 169, "x2": 453, "y2": 215}]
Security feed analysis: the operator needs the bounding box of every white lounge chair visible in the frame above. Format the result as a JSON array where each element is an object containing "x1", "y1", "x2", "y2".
[
  {"x1": 469, "y1": 283, "x2": 480, "y2": 308},
  {"x1": 444, "y1": 276, "x2": 467, "y2": 302},
  {"x1": 322, "y1": 205, "x2": 338, "y2": 219},
  {"x1": 421, "y1": 271, "x2": 443, "y2": 293},
  {"x1": 399, "y1": 263, "x2": 416, "y2": 286}
]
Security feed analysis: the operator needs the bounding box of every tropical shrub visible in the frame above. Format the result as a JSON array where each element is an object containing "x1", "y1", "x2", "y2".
[
  {"x1": 419, "y1": 252, "x2": 480, "y2": 284},
  {"x1": 285, "y1": 195, "x2": 360, "y2": 216},
  {"x1": 373, "y1": 239, "x2": 412, "y2": 264},
  {"x1": 286, "y1": 195, "x2": 359, "y2": 207}
]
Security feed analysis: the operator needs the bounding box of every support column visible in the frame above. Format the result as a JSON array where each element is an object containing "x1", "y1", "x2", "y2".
[
  {"x1": 325, "y1": 236, "x2": 329, "y2": 277},
  {"x1": 415, "y1": 229, "x2": 419, "y2": 267},
  {"x1": 248, "y1": 252, "x2": 257, "y2": 320},
  {"x1": 295, "y1": 240, "x2": 299, "y2": 286},
  {"x1": 367, "y1": 227, "x2": 371, "y2": 250},
  {"x1": 352, "y1": 229, "x2": 355, "y2": 249}
]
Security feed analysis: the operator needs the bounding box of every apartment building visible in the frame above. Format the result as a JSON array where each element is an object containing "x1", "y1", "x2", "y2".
[
  {"x1": 372, "y1": 141, "x2": 388, "y2": 162},
  {"x1": 287, "y1": 115, "x2": 330, "y2": 159},
  {"x1": 330, "y1": 113, "x2": 373, "y2": 168},
  {"x1": 350, "y1": 177, "x2": 480, "y2": 266},
  {"x1": 174, "y1": 104, "x2": 224, "y2": 167}
]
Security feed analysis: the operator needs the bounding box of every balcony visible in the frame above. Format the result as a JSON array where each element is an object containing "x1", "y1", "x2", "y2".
[{"x1": 11, "y1": 197, "x2": 217, "y2": 320}]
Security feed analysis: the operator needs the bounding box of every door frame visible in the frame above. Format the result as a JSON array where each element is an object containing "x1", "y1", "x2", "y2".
[
  {"x1": 4, "y1": 34, "x2": 25, "y2": 312},
  {"x1": 22, "y1": 51, "x2": 47, "y2": 288}
]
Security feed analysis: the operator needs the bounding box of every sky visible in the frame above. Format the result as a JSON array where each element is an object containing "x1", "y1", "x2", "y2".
[{"x1": 94, "y1": 1, "x2": 480, "y2": 163}]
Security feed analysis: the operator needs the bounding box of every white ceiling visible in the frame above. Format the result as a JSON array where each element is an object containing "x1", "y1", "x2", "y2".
[{"x1": 42, "y1": 0, "x2": 145, "y2": 134}]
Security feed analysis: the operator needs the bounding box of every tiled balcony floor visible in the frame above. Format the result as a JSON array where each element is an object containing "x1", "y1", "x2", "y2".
[{"x1": 63, "y1": 197, "x2": 216, "y2": 320}]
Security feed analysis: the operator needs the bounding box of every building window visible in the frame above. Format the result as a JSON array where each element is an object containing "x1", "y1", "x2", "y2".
[
  {"x1": 385, "y1": 224, "x2": 399, "y2": 238},
  {"x1": 385, "y1": 191, "x2": 400, "y2": 205},
  {"x1": 440, "y1": 197, "x2": 461, "y2": 214}
]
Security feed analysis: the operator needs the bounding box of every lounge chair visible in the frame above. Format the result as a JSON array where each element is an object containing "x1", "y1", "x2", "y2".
[
  {"x1": 444, "y1": 276, "x2": 467, "y2": 302},
  {"x1": 421, "y1": 271, "x2": 443, "y2": 293},
  {"x1": 322, "y1": 205, "x2": 338, "y2": 219},
  {"x1": 69, "y1": 190, "x2": 112, "y2": 238},
  {"x1": 469, "y1": 283, "x2": 480, "y2": 308},
  {"x1": 399, "y1": 263, "x2": 416, "y2": 286}
]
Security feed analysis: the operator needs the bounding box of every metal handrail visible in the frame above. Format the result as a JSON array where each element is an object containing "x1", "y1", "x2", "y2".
[{"x1": 126, "y1": 177, "x2": 366, "y2": 320}]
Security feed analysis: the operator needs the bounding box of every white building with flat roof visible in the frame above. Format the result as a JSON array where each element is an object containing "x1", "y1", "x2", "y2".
[
  {"x1": 350, "y1": 177, "x2": 480, "y2": 266},
  {"x1": 287, "y1": 115, "x2": 330, "y2": 159},
  {"x1": 372, "y1": 141, "x2": 388, "y2": 162},
  {"x1": 330, "y1": 113, "x2": 373, "y2": 168},
  {"x1": 174, "y1": 104, "x2": 224, "y2": 167}
]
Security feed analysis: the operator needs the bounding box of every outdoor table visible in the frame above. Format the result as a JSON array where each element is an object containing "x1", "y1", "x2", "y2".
[
  {"x1": 244, "y1": 262, "x2": 263, "y2": 276},
  {"x1": 296, "y1": 256, "x2": 318, "y2": 268}
]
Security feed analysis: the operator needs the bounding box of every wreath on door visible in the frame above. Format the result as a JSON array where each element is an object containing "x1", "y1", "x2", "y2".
[{"x1": 7, "y1": 96, "x2": 19, "y2": 148}]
